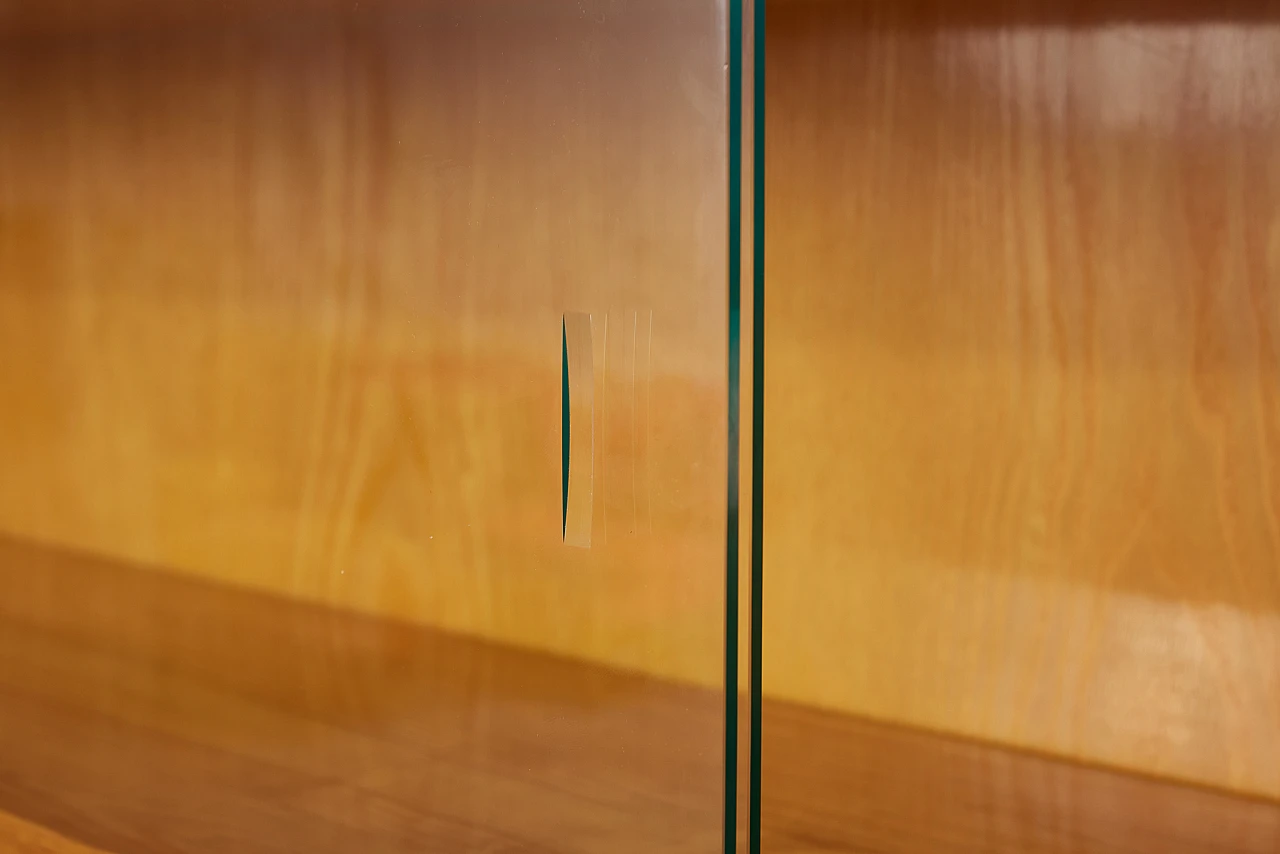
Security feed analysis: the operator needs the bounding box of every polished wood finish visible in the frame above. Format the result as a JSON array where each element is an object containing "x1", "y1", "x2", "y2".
[
  {"x1": 766, "y1": 0, "x2": 1280, "y2": 797},
  {"x1": 3, "y1": 535, "x2": 1278, "y2": 853},
  {"x1": 762, "y1": 701, "x2": 1280, "y2": 854},
  {"x1": 0, "y1": 534, "x2": 723, "y2": 853},
  {"x1": 0, "y1": 0, "x2": 728, "y2": 685},
  {"x1": 0, "y1": 0, "x2": 669, "y2": 37},
  {"x1": 8, "y1": 0, "x2": 1280, "y2": 826}
]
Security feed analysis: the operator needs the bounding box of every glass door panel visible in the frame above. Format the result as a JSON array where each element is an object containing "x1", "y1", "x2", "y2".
[{"x1": 0, "y1": 2, "x2": 734, "y2": 851}]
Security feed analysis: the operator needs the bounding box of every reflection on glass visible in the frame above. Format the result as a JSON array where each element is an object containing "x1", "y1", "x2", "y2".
[
  {"x1": 763, "y1": 1, "x2": 1280, "y2": 852},
  {"x1": 0, "y1": 2, "x2": 732, "y2": 851}
]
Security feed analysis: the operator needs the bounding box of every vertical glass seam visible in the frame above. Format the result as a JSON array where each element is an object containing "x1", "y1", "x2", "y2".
[
  {"x1": 748, "y1": 0, "x2": 765, "y2": 850},
  {"x1": 725, "y1": 0, "x2": 744, "y2": 850}
]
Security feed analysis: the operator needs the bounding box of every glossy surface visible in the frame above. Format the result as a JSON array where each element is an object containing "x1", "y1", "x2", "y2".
[
  {"x1": 3, "y1": 533, "x2": 1278, "y2": 854},
  {"x1": 0, "y1": 535, "x2": 723, "y2": 853},
  {"x1": 0, "y1": 0, "x2": 732, "y2": 847},
  {"x1": 761, "y1": 700, "x2": 1280, "y2": 854},
  {"x1": 0, "y1": 0, "x2": 728, "y2": 686},
  {"x1": 766, "y1": 0, "x2": 1280, "y2": 798}
]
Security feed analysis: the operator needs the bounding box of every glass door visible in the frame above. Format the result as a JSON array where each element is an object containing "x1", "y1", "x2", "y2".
[{"x1": 0, "y1": 2, "x2": 739, "y2": 851}]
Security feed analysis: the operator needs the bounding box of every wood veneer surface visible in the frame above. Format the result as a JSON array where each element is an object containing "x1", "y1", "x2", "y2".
[
  {"x1": 2, "y1": 535, "x2": 1279, "y2": 853},
  {"x1": 766, "y1": 0, "x2": 1280, "y2": 798},
  {"x1": 0, "y1": 0, "x2": 729, "y2": 686}
]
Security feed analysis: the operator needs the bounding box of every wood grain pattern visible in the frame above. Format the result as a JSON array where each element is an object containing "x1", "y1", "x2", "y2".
[
  {"x1": 3, "y1": 534, "x2": 1278, "y2": 854},
  {"x1": 0, "y1": 1, "x2": 728, "y2": 685},
  {"x1": 0, "y1": 0, "x2": 673, "y2": 38},
  {"x1": 761, "y1": 700, "x2": 1280, "y2": 854},
  {"x1": 0, "y1": 534, "x2": 724, "y2": 854},
  {"x1": 10, "y1": 0, "x2": 1280, "y2": 813},
  {"x1": 766, "y1": 0, "x2": 1280, "y2": 798}
]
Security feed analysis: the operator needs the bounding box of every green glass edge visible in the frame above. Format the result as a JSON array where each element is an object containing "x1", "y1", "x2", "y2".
[
  {"x1": 749, "y1": 0, "x2": 765, "y2": 850},
  {"x1": 725, "y1": 0, "x2": 743, "y2": 851}
]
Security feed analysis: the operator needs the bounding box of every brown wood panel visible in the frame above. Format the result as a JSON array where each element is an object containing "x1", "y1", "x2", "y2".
[
  {"x1": 0, "y1": 0, "x2": 728, "y2": 686},
  {"x1": 0, "y1": 534, "x2": 723, "y2": 854},
  {"x1": 0, "y1": 0, "x2": 665, "y2": 38},
  {"x1": 761, "y1": 701, "x2": 1280, "y2": 854},
  {"x1": 766, "y1": 0, "x2": 1280, "y2": 798},
  {"x1": 2, "y1": 534, "x2": 1278, "y2": 853}
]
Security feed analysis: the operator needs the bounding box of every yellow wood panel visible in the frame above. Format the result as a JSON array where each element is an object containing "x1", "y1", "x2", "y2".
[
  {"x1": 0, "y1": 2, "x2": 729, "y2": 686},
  {"x1": 766, "y1": 0, "x2": 1280, "y2": 798}
]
